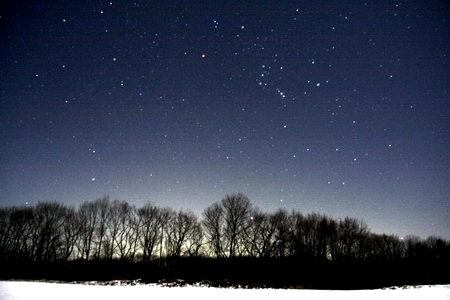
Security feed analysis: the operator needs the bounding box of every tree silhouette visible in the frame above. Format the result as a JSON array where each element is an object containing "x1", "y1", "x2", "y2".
[
  {"x1": 165, "y1": 210, "x2": 200, "y2": 257},
  {"x1": 0, "y1": 194, "x2": 449, "y2": 288},
  {"x1": 202, "y1": 202, "x2": 224, "y2": 257},
  {"x1": 222, "y1": 193, "x2": 252, "y2": 257},
  {"x1": 137, "y1": 204, "x2": 163, "y2": 261}
]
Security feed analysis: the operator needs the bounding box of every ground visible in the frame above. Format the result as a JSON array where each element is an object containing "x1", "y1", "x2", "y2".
[{"x1": 0, "y1": 281, "x2": 449, "y2": 300}]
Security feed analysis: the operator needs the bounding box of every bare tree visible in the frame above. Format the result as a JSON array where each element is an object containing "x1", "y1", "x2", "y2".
[
  {"x1": 104, "y1": 199, "x2": 122, "y2": 259},
  {"x1": 404, "y1": 235, "x2": 426, "y2": 261},
  {"x1": 186, "y1": 222, "x2": 203, "y2": 256},
  {"x1": 158, "y1": 208, "x2": 172, "y2": 257},
  {"x1": 77, "y1": 201, "x2": 99, "y2": 260},
  {"x1": 271, "y1": 209, "x2": 291, "y2": 258},
  {"x1": 17, "y1": 202, "x2": 66, "y2": 262},
  {"x1": 137, "y1": 203, "x2": 163, "y2": 261},
  {"x1": 93, "y1": 197, "x2": 111, "y2": 259},
  {"x1": 12, "y1": 207, "x2": 36, "y2": 260},
  {"x1": 222, "y1": 193, "x2": 252, "y2": 257},
  {"x1": 60, "y1": 206, "x2": 81, "y2": 260},
  {"x1": 202, "y1": 202, "x2": 224, "y2": 257},
  {"x1": 114, "y1": 201, "x2": 139, "y2": 261},
  {"x1": 335, "y1": 217, "x2": 369, "y2": 261},
  {"x1": 425, "y1": 236, "x2": 449, "y2": 262},
  {"x1": 365, "y1": 234, "x2": 404, "y2": 262},
  {"x1": 0, "y1": 208, "x2": 11, "y2": 260},
  {"x1": 244, "y1": 209, "x2": 278, "y2": 257},
  {"x1": 165, "y1": 210, "x2": 199, "y2": 257}
]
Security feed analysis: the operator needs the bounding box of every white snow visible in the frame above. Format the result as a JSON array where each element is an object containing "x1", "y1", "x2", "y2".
[{"x1": 0, "y1": 281, "x2": 449, "y2": 300}]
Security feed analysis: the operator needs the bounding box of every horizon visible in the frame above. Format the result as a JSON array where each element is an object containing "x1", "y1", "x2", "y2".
[{"x1": 0, "y1": 193, "x2": 448, "y2": 240}]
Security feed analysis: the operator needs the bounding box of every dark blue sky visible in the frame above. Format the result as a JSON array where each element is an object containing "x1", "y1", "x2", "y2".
[{"x1": 1, "y1": 0, "x2": 449, "y2": 238}]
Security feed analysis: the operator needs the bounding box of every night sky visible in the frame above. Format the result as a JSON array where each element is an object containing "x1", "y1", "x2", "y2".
[{"x1": 1, "y1": 1, "x2": 449, "y2": 239}]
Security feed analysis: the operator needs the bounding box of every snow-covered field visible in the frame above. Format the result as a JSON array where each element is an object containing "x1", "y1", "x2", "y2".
[{"x1": 0, "y1": 281, "x2": 449, "y2": 300}]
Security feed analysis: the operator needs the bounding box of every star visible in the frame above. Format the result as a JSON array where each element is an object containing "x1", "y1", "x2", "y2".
[{"x1": 2, "y1": 0, "x2": 447, "y2": 243}]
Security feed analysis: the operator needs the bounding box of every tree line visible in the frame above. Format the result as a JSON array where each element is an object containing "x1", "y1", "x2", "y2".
[{"x1": 0, "y1": 193, "x2": 448, "y2": 265}]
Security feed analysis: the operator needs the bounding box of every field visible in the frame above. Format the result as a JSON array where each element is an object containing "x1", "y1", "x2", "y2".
[{"x1": 1, "y1": 281, "x2": 449, "y2": 300}]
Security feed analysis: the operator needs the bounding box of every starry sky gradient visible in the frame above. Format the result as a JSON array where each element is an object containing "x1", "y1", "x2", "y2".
[{"x1": 1, "y1": 1, "x2": 449, "y2": 238}]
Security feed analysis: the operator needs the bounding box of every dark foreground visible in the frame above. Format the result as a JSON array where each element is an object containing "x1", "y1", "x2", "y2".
[{"x1": 1, "y1": 257, "x2": 449, "y2": 289}]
